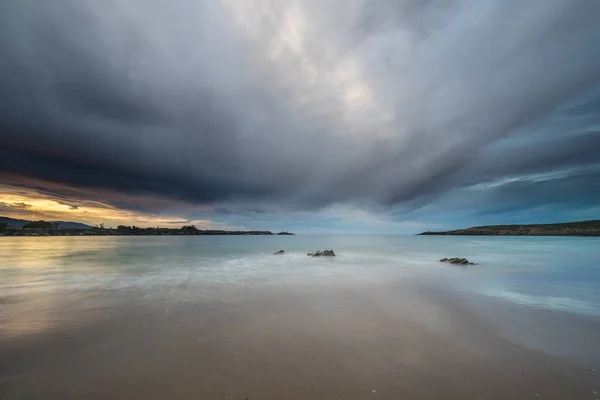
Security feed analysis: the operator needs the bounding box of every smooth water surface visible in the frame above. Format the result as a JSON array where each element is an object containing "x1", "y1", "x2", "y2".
[{"x1": 1, "y1": 235, "x2": 599, "y2": 341}]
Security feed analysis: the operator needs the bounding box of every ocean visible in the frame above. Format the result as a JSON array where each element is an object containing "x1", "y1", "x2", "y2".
[{"x1": 2, "y1": 235, "x2": 599, "y2": 314}]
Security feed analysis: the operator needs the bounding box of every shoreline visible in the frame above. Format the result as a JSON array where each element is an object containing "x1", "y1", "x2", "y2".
[
  {"x1": 419, "y1": 219, "x2": 600, "y2": 236},
  {"x1": 0, "y1": 229, "x2": 294, "y2": 237},
  {"x1": 419, "y1": 232, "x2": 600, "y2": 237}
]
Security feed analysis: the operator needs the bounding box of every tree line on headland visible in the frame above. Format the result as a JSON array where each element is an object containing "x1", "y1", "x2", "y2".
[
  {"x1": 419, "y1": 220, "x2": 600, "y2": 236},
  {"x1": 0, "y1": 220, "x2": 294, "y2": 236}
]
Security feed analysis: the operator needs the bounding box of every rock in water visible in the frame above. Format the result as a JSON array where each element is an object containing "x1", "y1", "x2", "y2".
[
  {"x1": 440, "y1": 257, "x2": 474, "y2": 265},
  {"x1": 307, "y1": 249, "x2": 336, "y2": 257},
  {"x1": 274, "y1": 250, "x2": 285, "y2": 255}
]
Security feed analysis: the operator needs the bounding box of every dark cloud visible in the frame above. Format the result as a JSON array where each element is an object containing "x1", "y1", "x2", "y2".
[
  {"x1": 416, "y1": 129, "x2": 600, "y2": 201},
  {"x1": 1, "y1": 0, "x2": 600, "y2": 225}
]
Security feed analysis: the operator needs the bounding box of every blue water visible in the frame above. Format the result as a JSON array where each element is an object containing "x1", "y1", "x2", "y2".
[{"x1": 1, "y1": 235, "x2": 599, "y2": 340}]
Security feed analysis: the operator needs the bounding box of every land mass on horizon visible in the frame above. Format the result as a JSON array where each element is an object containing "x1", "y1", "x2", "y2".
[
  {"x1": 0, "y1": 217, "x2": 292, "y2": 236},
  {"x1": 419, "y1": 220, "x2": 600, "y2": 237},
  {"x1": 0, "y1": 216, "x2": 93, "y2": 230}
]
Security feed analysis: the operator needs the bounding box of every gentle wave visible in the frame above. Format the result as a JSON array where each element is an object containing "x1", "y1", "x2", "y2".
[{"x1": 480, "y1": 289, "x2": 600, "y2": 317}]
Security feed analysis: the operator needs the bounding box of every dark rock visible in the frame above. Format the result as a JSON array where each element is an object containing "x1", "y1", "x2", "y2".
[
  {"x1": 440, "y1": 257, "x2": 474, "y2": 265},
  {"x1": 308, "y1": 249, "x2": 336, "y2": 257},
  {"x1": 274, "y1": 250, "x2": 285, "y2": 255}
]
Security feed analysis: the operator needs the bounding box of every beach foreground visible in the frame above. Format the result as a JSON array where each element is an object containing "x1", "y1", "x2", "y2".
[{"x1": 1, "y1": 282, "x2": 597, "y2": 400}]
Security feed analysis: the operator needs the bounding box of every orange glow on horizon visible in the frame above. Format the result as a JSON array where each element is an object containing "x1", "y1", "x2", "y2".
[{"x1": 0, "y1": 191, "x2": 219, "y2": 229}]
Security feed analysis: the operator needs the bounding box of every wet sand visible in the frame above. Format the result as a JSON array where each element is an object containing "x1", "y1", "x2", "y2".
[{"x1": 1, "y1": 283, "x2": 598, "y2": 400}]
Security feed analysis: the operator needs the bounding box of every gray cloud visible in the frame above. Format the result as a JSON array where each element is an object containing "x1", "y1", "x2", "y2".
[
  {"x1": 1, "y1": 0, "x2": 599, "y2": 222},
  {"x1": 0, "y1": 202, "x2": 33, "y2": 213}
]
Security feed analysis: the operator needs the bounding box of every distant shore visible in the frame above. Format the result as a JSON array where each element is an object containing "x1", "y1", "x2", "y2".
[
  {"x1": 419, "y1": 220, "x2": 600, "y2": 237},
  {"x1": 0, "y1": 227, "x2": 294, "y2": 237}
]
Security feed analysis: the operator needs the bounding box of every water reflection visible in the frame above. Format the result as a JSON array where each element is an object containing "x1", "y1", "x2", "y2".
[
  {"x1": 0, "y1": 238, "x2": 124, "y2": 339},
  {"x1": 1, "y1": 235, "x2": 599, "y2": 341}
]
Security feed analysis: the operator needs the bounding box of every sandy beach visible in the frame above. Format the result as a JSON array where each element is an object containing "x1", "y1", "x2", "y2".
[{"x1": 1, "y1": 280, "x2": 598, "y2": 400}]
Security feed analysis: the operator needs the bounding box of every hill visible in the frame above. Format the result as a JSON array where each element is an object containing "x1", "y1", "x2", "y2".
[
  {"x1": 0, "y1": 216, "x2": 92, "y2": 229},
  {"x1": 419, "y1": 220, "x2": 600, "y2": 236}
]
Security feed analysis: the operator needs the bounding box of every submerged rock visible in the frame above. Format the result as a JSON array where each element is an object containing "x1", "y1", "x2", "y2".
[
  {"x1": 274, "y1": 249, "x2": 285, "y2": 255},
  {"x1": 440, "y1": 257, "x2": 474, "y2": 265},
  {"x1": 308, "y1": 249, "x2": 336, "y2": 257}
]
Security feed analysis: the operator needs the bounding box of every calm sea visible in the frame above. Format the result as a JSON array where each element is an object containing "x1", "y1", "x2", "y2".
[{"x1": 1, "y1": 235, "x2": 599, "y2": 360}]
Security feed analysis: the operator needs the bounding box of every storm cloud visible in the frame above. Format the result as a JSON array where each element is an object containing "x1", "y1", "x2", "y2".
[{"x1": 1, "y1": 0, "x2": 599, "y2": 229}]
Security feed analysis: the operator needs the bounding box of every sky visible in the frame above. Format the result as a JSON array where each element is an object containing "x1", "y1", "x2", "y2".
[{"x1": 1, "y1": 0, "x2": 599, "y2": 233}]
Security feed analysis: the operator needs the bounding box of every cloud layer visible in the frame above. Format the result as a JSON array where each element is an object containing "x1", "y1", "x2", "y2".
[{"x1": 1, "y1": 0, "x2": 599, "y2": 230}]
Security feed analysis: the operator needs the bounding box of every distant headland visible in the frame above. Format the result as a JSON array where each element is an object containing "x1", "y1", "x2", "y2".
[
  {"x1": 0, "y1": 217, "x2": 294, "y2": 237},
  {"x1": 419, "y1": 220, "x2": 600, "y2": 237}
]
